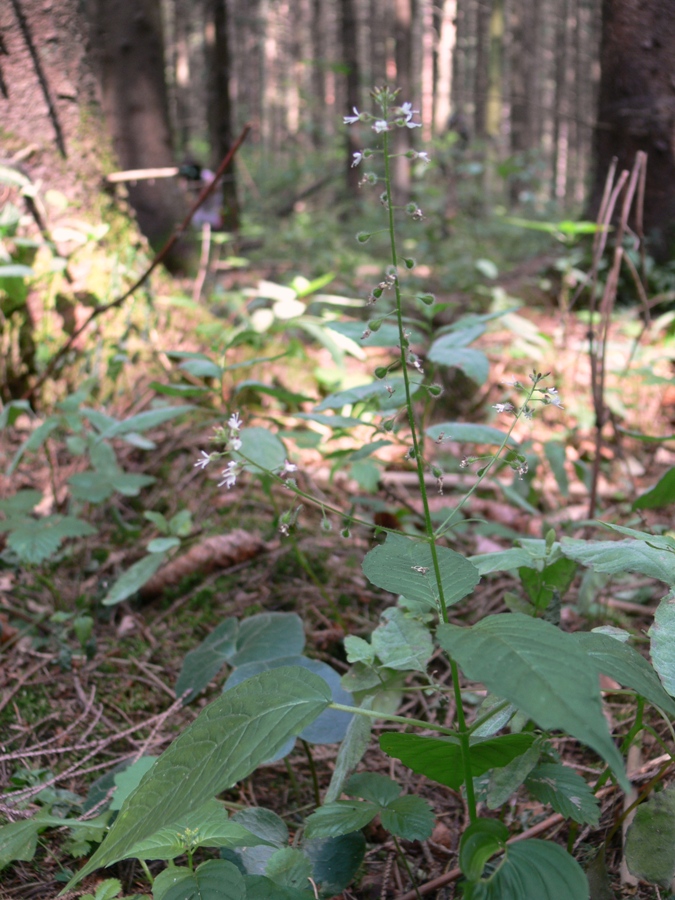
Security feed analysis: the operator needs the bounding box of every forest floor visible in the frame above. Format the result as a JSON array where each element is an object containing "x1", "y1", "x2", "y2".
[{"x1": 1, "y1": 251, "x2": 675, "y2": 899}]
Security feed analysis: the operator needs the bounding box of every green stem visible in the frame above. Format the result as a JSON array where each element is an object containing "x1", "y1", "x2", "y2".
[
  {"x1": 139, "y1": 858, "x2": 154, "y2": 886},
  {"x1": 329, "y1": 701, "x2": 457, "y2": 737},
  {"x1": 382, "y1": 125, "x2": 477, "y2": 822},
  {"x1": 302, "y1": 739, "x2": 321, "y2": 808},
  {"x1": 434, "y1": 381, "x2": 540, "y2": 538},
  {"x1": 393, "y1": 834, "x2": 422, "y2": 900}
]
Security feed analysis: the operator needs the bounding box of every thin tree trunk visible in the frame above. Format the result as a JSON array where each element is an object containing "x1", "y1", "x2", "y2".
[
  {"x1": 206, "y1": 0, "x2": 239, "y2": 230},
  {"x1": 341, "y1": 0, "x2": 360, "y2": 193}
]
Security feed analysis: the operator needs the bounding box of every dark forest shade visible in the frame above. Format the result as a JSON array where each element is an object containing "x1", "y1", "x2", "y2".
[{"x1": 590, "y1": 0, "x2": 675, "y2": 261}]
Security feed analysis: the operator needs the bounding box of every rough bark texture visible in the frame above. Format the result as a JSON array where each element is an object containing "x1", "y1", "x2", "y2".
[
  {"x1": 86, "y1": 0, "x2": 193, "y2": 270},
  {"x1": 0, "y1": 0, "x2": 103, "y2": 200},
  {"x1": 591, "y1": 0, "x2": 675, "y2": 260}
]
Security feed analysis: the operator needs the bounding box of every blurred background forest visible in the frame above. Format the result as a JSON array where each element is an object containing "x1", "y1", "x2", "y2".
[{"x1": 1, "y1": 0, "x2": 675, "y2": 272}]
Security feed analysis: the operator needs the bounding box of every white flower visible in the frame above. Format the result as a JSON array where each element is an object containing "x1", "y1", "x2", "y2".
[
  {"x1": 493, "y1": 403, "x2": 514, "y2": 414},
  {"x1": 351, "y1": 151, "x2": 363, "y2": 167},
  {"x1": 416, "y1": 151, "x2": 431, "y2": 163},
  {"x1": 194, "y1": 451, "x2": 211, "y2": 470},
  {"x1": 399, "y1": 102, "x2": 417, "y2": 119},
  {"x1": 228, "y1": 412, "x2": 242, "y2": 431},
  {"x1": 281, "y1": 459, "x2": 298, "y2": 477},
  {"x1": 230, "y1": 436, "x2": 242, "y2": 451},
  {"x1": 344, "y1": 107, "x2": 361, "y2": 125},
  {"x1": 218, "y1": 461, "x2": 239, "y2": 489},
  {"x1": 373, "y1": 119, "x2": 389, "y2": 133}
]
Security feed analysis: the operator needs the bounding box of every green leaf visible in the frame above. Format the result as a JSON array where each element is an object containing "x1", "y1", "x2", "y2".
[
  {"x1": 161, "y1": 859, "x2": 245, "y2": 900},
  {"x1": 235, "y1": 427, "x2": 288, "y2": 473},
  {"x1": 0, "y1": 399, "x2": 32, "y2": 429},
  {"x1": 525, "y1": 763, "x2": 600, "y2": 826},
  {"x1": 225, "y1": 808, "x2": 288, "y2": 877},
  {"x1": 147, "y1": 537, "x2": 180, "y2": 553},
  {"x1": 343, "y1": 636, "x2": 375, "y2": 665},
  {"x1": 230, "y1": 613, "x2": 305, "y2": 666},
  {"x1": 633, "y1": 466, "x2": 675, "y2": 509},
  {"x1": 470, "y1": 548, "x2": 549, "y2": 575},
  {"x1": 460, "y1": 819, "x2": 508, "y2": 882},
  {"x1": 362, "y1": 533, "x2": 480, "y2": 610},
  {"x1": 649, "y1": 596, "x2": 675, "y2": 696},
  {"x1": 302, "y1": 832, "x2": 365, "y2": 895},
  {"x1": 462, "y1": 839, "x2": 589, "y2": 899},
  {"x1": 544, "y1": 441, "x2": 569, "y2": 496},
  {"x1": 223, "y1": 655, "x2": 353, "y2": 747},
  {"x1": 324, "y1": 702, "x2": 373, "y2": 803},
  {"x1": 102, "y1": 553, "x2": 166, "y2": 606},
  {"x1": 486, "y1": 743, "x2": 541, "y2": 808},
  {"x1": 84, "y1": 878, "x2": 122, "y2": 900},
  {"x1": 380, "y1": 732, "x2": 535, "y2": 790},
  {"x1": 315, "y1": 378, "x2": 410, "y2": 412},
  {"x1": 427, "y1": 422, "x2": 517, "y2": 447},
  {"x1": 427, "y1": 344, "x2": 489, "y2": 384},
  {"x1": 144, "y1": 511, "x2": 169, "y2": 533},
  {"x1": 327, "y1": 320, "x2": 425, "y2": 348},
  {"x1": 266, "y1": 848, "x2": 313, "y2": 892},
  {"x1": 0, "y1": 489, "x2": 42, "y2": 514},
  {"x1": 561, "y1": 537, "x2": 675, "y2": 585},
  {"x1": 176, "y1": 618, "x2": 239, "y2": 702},
  {"x1": 98, "y1": 405, "x2": 196, "y2": 437},
  {"x1": 437, "y1": 615, "x2": 629, "y2": 790},
  {"x1": 111, "y1": 757, "x2": 158, "y2": 810},
  {"x1": 344, "y1": 773, "x2": 400, "y2": 806},
  {"x1": 370, "y1": 607, "x2": 434, "y2": 671},
  {"x1": 625, "y1": 784, "x2": 675, "y2": 887},
  {"x1": 573, "y1": 630, "x2": 675, "y2": 716},
  {"x1": 65, "y1": 668, "x2": 331, "y2": 890},
  {"x1": 304, "y1": 801, "x2": 378, "y2": 839},
  {"x1": 123, "y1": 799, "x2": 269, "y2": 860},
  {"x1": 0, "y1": 818, "x2": 40, "y2": 869},
  {"x1": 180, "y1": 358, "x2": 223, "y2": 378},
  {"x1": 8, "y1": 418, "x2": 60, "y2": 474},
  {"x1": 379, "y1": 796, "x2": 434, "y2": 841},
  {"x1": 4, "y1": 515, "x2": 96, "y2": 564},
  {"x1": 169, "y1": 509, "x2": 193, "y2": 537},
  {"x1": 234, "y1": 381, "x2": 314, "y2": 406}
]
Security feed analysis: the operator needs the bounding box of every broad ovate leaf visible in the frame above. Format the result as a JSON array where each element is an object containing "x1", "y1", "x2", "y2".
[
  {"x1": 462, "y1": 838, "x2": 589, "y2": 899},
  {"x1": 175, "y1": 618, "x2": 239, "y2": 702},
  {"x1": 573, "y1": 629, "x2": 675, "y2": 716},
  {"x1": 525, "y1": 763, "x2": 600, "y2": 826},
  {"x1": 362, "y1": 533, "x2": 480, "y2": 610},
  {"x1": 64, "y1": 667, "x2": 330, "y2": 891},
  {"x1": 379, "y1": 732, "x2": 535, "y2": 790},
  {"x1": 625, "y1": 784, "x2": 675, "y2": 887},
  {"x1": 437, "y1": 615, "x2": 629, "y2": 790},
  {"x1": 649, "y1": 594, "x2": 675, "y2": 696}
]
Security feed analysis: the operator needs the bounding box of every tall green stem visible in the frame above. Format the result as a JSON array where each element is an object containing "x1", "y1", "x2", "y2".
[{"x1": 381, "y1": 126, "x2": 476, "y2": 821}]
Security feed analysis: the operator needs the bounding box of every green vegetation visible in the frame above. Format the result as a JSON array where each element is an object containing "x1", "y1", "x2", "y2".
[{"x1": 3, "y1": 92, "x2": 675, "y2": 900}]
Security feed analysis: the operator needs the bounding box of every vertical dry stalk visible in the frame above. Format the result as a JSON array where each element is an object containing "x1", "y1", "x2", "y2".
[{"x1": 587, "y1": 151, "x2": 647, "y2": 518}]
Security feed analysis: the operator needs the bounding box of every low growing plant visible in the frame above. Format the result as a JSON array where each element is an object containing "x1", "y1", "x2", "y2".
[{"x1": 4, "y1": 89, "x2": 675, "y2": 900}]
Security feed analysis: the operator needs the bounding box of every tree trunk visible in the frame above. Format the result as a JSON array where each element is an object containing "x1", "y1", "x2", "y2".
[
  {"x1": 206, "y1": 0, "x2": 239, "y2": 230},
  {"x1": 340, "y1": 0, "x2": 360, "y2": 194},
  {"x1": 590, "y1": 0, "x2": 675, "y2": 260},
  {"x1": 87, "y1": 0, "x2": 193, "y2": 270},
  {"x1": 393, "y1": 0, "x2": 414, "y2": 204}
]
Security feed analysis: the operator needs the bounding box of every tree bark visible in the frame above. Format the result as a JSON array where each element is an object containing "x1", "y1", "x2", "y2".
[
  {"x1": 87, "y1": 0, "x2": 193, "y2": 270},
  {"x1": 340, "y1": 0, "x2": 360, "y2": 193},
  {"x1": 590, "y1": 0, "x2": 675, "y2": 261},
  {"x1": 206, "y1": 0, "x2": 239, "y2": 230}
]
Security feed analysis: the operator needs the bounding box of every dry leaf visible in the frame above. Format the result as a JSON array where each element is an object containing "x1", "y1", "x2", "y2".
[{"x1": 140, "y1": 530, "x2": 266, "y2": 597}]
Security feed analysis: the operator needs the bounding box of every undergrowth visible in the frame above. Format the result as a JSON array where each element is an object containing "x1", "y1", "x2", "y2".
[{"x1": 2, "y1": 93, "x2": 675, "y2": 900}]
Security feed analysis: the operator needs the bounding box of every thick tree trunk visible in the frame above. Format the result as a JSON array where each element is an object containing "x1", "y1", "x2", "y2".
[
  {"x1": 591, "y1": 0, "x2": 675, "y2": 260},
  {"x1": 87, "y1": 0, "x2": 193, "y2": 270}
]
